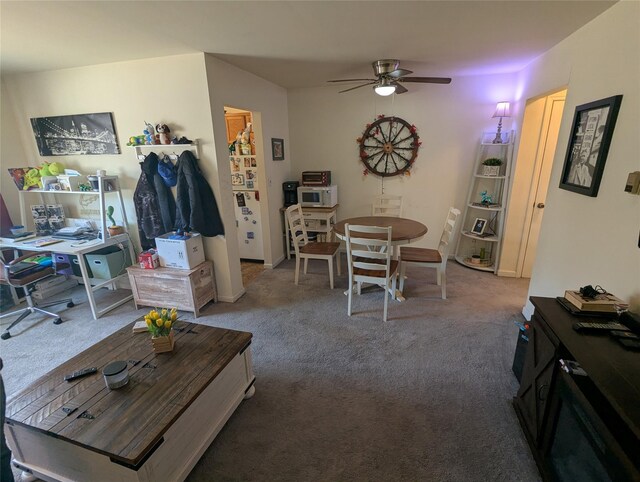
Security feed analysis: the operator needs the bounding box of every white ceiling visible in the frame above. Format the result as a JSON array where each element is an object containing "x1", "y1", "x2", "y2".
[{"x1": 0, "y1": 1, "x2": 616, "y2": 89}]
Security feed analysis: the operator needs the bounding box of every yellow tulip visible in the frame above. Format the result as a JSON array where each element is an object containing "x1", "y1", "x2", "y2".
[
  {"x1": 164, "y1": 320, "x2": 172, "y2": 329},
  {"x1": 155, "y1": 318, "x2": 163, "y2": 327},
  {"x1": 145, "y1": 318, "x2": 152, "y2": 327},
  {"x1": 171, "y1": 312, "x2": 177, "y2": 322},
  {"x1": 161, "y1": 309, "x2": 168, "y2": 316},
  {"x1": 170, "y1": 307, "x2": 177, "y2": 315},
  {"x1": 149, "y1": 310, "x2": 159, "y2": 320}
]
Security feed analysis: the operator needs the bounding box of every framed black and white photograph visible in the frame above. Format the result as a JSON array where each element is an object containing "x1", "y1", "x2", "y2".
[
  {"x1": 30, "y1": 112, "x2": 120, "y2": 156},
  {"x1": 559, "y1": 95, "x2": 623, "y2": 197},
  {"x1": 271, "y1": 138, "x2": 284, "y2": 161},
  {"x1": 471, "y1": 218, "x2": 487, "y2": 236}
]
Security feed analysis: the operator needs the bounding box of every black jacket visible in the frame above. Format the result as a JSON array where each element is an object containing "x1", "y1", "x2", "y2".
[
  {"x1": 174, "y1": 150, "x2": 224, "y2": 237},
  {"x1": 133, "y1": 152, "x2": 176, "y2": 249}
]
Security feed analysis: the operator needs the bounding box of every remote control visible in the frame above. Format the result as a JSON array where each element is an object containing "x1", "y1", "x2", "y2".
[
  {"x1": 64, "y1": 367, "x2": 97, "y2": 382},
  {"x1": 572, "y1": 321, "x2": 629, "y2": 332}
]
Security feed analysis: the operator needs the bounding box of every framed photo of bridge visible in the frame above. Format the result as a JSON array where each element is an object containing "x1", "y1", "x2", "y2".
[{"x1": 30, "y1": 112, "x2": 120, "y2": 156}]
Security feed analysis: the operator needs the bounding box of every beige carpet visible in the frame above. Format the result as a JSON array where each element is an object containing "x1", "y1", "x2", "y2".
[{"x1": 1, "y1": 259, "x2": 540, "y2": 481}]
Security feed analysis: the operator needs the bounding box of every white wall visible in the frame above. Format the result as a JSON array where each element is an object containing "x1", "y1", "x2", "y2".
[
  {"x1": 204, "y1": 55, "x2": 291, "y2": 281},
  {"x1": 520, "y1": 1, "x2": 640, "y2": 317},
  {"x1": 1, "y1": 53, "x2": 242, "y2": 301},
  {"x1": 0, "y1": 78, "x2": 29, "y2": 225},
  {"x1": 288, "y1": 74, "x2": 517, "y2": 248}
]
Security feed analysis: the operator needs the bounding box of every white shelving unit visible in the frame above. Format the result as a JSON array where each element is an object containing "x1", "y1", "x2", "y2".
[
  {"x1": 15, "y1": 175, "x2": 136, "y2": 319},
  {"x1": 454, "y1": 131, "x2": 515, "y2": 273}
]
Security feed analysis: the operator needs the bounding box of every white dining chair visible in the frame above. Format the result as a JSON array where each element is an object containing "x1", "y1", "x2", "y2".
[
  {"x1": 285, "y1": 204, "x2": 341, "y2": 289},
  {"x1": 345, "y1": 224, "x2": 398, "y2": 322},
  {"x1": 372, "y1": 194, "x2": 403, "y2": 217},
  {"x1": 399, "y1": 207, "x2": 460, "y2": 299}
]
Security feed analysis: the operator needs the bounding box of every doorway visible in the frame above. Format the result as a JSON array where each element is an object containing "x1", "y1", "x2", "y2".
[
  {"x1": 225, "y1": 106, "x2": 268, "y2": 286},
  {"x1": 502, "y1": 89, "x2": 567, "y2": 278}
]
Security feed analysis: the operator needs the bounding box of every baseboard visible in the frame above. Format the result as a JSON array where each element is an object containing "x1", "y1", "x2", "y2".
[
  {"x1": 498, "y1": 269, "x2": 517, "y2": 278},
  {"x1": 218, "y1": 288, "x2": 246, "y2": 303},
  {"x1": 522, "y1": 301, "x2": 534, "y2": 321},
  {"x1": 265, "y1": 254, "x2": 285, "y2": 269}
]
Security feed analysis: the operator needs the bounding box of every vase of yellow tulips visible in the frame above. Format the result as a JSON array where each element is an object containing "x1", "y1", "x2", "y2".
[{"x1": 145, "y1": 308, "x2": 178, "y2": 353}]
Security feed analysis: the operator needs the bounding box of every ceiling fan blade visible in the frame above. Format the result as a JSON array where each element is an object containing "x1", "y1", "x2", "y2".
[
  {"x1": 399, "y1": 76, "x2": 452, "y2": 84},
  {"x1": 338, "y1": 81, "x2": 377, "y2": 93},
  {"x1": 387, "y1": 68, "x2": 413, "y2": 78},
  {"x1": 327, "y1": 78, "x2": 376, "y2": 83},
  {"x1": 393, "y1": 83, "x2": 408, "y2": 94}
]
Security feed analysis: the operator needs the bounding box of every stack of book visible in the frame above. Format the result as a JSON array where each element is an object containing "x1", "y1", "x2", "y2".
[{"x1": 564, "y1": 290, "x2": 625, "y2": 313}]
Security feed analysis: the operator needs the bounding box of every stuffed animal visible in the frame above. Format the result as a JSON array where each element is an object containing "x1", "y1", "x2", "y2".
[
  {"x1": 23, "y1": 168, "x2": 41, "y2": 190},
  {"x1": 156, "y1": 124, "x2": 171, "y2": 145},
  {"x1": 144, "y1": 122, "x2": 157, "y2": 145},
  {"x1": 48, "y1": 162, "x2": 65, "y2": 176}
]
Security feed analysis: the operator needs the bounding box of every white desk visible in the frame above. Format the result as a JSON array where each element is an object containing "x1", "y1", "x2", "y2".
[{"x1": 0, "y1": 233, "x2": 136, "y2": 319}]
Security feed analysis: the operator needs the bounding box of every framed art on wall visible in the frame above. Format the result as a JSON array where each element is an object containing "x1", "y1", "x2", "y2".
[
  {"x1": 30, "y1": 112, "x2": 120, "y2": 156},
  {"x1": 559, "y1": 95, "x2": 623, "y2": 197},
  {"x1": 271, "y1": 138, "x2": 284, "y2": 161}
]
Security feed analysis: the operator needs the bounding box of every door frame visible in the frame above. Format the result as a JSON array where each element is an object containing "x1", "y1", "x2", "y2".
[{"x1": 515, "y1": 89, "x2": 567, "y2": 278}]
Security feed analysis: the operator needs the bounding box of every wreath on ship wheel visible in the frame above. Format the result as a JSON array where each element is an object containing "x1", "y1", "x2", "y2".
[{"x1": 357, "y1": 115, "x2": 421, "y2": 177}]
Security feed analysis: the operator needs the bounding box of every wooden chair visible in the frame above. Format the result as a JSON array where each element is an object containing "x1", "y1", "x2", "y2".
[
  {"x1": 345, "y1": 224, "x2": 398, "y2": 322},
  {"x1": 399, "y1": 207, "x2": 461, "y2": 299},
  {"x1": 372, "y1": 194, "x2": 403, "y2": 217},
  {"x1": 285, "y1": 204, "x2": 341, "y2": 289},
  {"x1": 0, "y1": 250, "x2": 74, "y2": 340}
]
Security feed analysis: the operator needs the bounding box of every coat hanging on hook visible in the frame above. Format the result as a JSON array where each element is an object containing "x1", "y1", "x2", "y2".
[{"x1": 174, "y1": 150, "x2": 224, "y2": 237}]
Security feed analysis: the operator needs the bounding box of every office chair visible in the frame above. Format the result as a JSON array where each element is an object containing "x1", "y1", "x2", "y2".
[{"x1": 0, "y1": 250, "x2": 74, "y2": 340}]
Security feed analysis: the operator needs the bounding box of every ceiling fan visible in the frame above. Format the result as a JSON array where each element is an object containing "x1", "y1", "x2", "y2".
[{"x1": 328, "y1": 59, "x2": 451, "y2": 96}]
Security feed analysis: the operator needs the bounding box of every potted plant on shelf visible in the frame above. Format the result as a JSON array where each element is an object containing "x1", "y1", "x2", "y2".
[
  {"x1": 106, "y1": 205, "x2": 124, "y2": 236},
  {"x1": 482, "y1": 157, "x2": 503, "y2": 176},
  {"x1": 145, "y1": 308, "x2": 179, "y2": 353}
]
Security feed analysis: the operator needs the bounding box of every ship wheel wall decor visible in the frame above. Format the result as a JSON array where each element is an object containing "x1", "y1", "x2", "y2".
[{"x1": 358, "y1": 115, "x2": 421, "y2": 177}]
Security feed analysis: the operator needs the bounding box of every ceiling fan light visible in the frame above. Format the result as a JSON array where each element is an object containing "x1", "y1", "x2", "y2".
[{"x1": 374, "y1": 84, "x2": 396, "y2": 96}]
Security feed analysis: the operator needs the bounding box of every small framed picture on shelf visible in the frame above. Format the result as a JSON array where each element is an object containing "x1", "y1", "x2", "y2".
[{"x1": 471, "y1": 218, "x2": 487, "y2": 236}]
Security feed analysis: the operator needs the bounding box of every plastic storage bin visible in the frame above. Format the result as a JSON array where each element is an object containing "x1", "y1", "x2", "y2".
[
  {"x1": 85, "y1": 246, "x2": 132, "y2": 279},
  {"x1": 71, "y1": 255, "x2": 93, "y2": 278},
  {"x1": 53, "y1": 253, "x2": 74, "y2": 276}
]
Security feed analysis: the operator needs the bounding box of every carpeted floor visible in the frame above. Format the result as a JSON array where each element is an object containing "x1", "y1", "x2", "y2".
[{"x1": 1, "y1": 259, "x2": 540, "y2": 481}]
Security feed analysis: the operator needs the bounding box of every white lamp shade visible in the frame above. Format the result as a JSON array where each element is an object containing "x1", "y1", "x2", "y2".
[
  {"x1": 492, "y1": 102, "x2": 511, "y2": 118},
  {"x1": 374, "y1": 84, "x2": 396, "y2": 96}
]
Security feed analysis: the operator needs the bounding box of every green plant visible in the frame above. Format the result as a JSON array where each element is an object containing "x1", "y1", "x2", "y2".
[
  {"x1": 106, "y1": 205, "x2": 117, "y2": 226},
  {"x1": 482, "y1": 157, "x2": 503, "y2": 166}
]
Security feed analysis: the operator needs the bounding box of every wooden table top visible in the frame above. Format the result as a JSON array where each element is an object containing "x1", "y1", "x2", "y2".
[
  {"x1": 6, "y1": 321, "x2": 252, "y2": 468},
  {"x1": 333, "y1": 216, "x2": 428, "y2": 242}
]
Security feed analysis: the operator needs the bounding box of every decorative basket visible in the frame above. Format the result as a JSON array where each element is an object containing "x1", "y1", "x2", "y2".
[{"x1": 151, "y1": 329, "x2": 175, "y2": 353}]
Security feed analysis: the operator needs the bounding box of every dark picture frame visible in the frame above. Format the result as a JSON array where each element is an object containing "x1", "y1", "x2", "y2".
[
  {"x1": 559, "y1": 95, "x2": 623, "y2": 197},
  {"x1": 471, "y1": 218, "x2": 487, "y2": 235},
  {"x1": 271, "y1": 138, "x2": 284, "y2": 161}
]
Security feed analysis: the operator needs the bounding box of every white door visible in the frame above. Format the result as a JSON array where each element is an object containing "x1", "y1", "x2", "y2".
[{"x1": 518, "y1": 90, "x2": 567, "y2": 278}]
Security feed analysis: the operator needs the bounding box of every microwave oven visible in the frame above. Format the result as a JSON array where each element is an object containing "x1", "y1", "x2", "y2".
[{"x1": 297, "y1": 185, "x2": 338, "y2": 208}]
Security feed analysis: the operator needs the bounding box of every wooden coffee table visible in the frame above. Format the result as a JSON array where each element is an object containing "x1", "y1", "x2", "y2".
[{"x1": 5, "y1": 321, "x2": 255, "y2": 482}]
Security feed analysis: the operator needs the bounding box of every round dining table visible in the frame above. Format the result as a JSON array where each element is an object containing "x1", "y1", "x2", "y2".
[
  {"x1": 333, "y1": 216, "x2": 428, "y2": 302},
  {"x1": 333, "y1": 216, "x2": 428, "y2": 244}
]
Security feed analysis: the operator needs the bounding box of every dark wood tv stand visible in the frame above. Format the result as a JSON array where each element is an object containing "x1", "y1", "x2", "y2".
[{"x1": 513, "y1": 297, "x2": 640, "y2": 481}]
